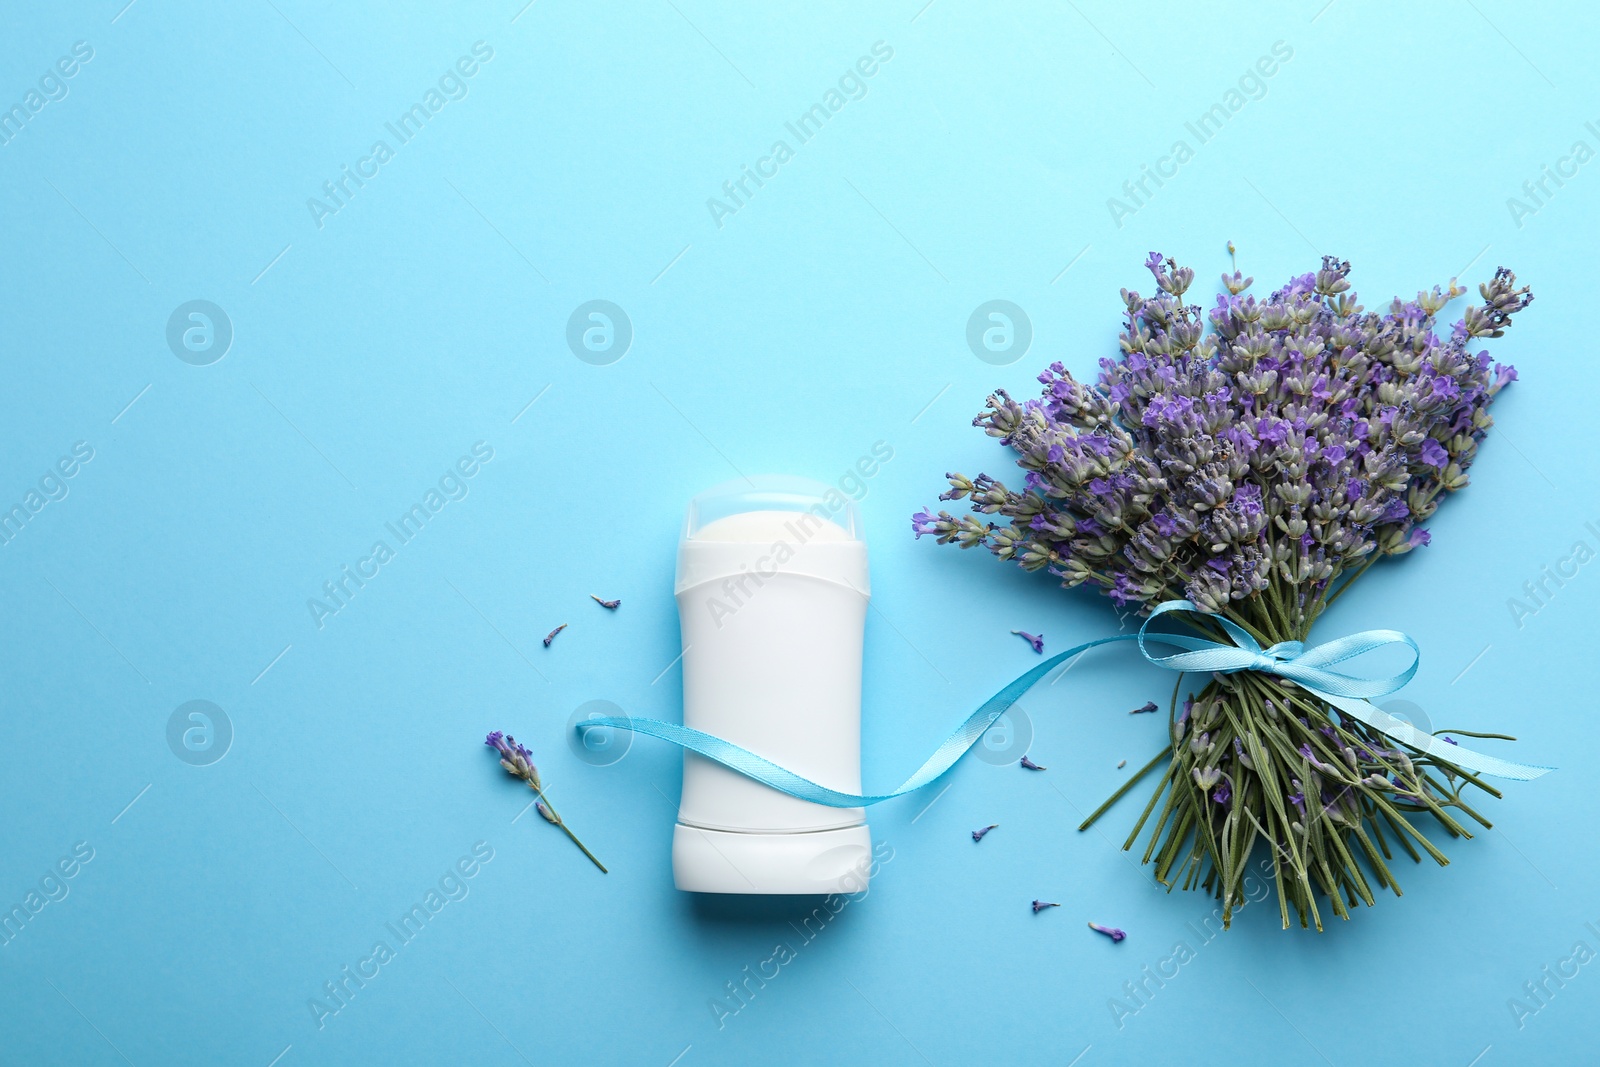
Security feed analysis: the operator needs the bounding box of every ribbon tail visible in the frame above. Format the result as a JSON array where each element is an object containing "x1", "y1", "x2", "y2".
[
  {"x1": 1314, "y1": 689, "x2": 1553, "y2": 782},
  {"x1": 577, "y1": 635, "x2": 1132, "y2": 808},
  {"x1": 579, "y1": 716, "x2": 887, "y2": 806}
]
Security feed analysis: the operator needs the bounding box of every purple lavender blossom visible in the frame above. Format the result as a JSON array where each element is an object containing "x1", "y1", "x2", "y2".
[
  {"x1": 1130, "y1": 701, "x2": 1158, "y2": 715},
  {"x1": 1032, "y1": 900, "x2": 1060, "y2": 913},
  {"x1": 972, "y1": 824, "x2": 998, "y2": 842},
  {"x1": 486, "y1": 731, "x2": 537, "y2": 780},
  {"x1": 919, "y1": 255, "x2": 1530, "y2": 615},
  {"x1": 1020, "y1": 755, "x2": 1047, "y2": 771},
  {"x1": 1011, "y1": 629, "x2": 1045, "y2": 654},
  {"x1": 543, "y1": 623, "x2": 567, "y2": 647},
  {"x1": 1088, "y1": 921, "x2": 1127, "y2": 942}
]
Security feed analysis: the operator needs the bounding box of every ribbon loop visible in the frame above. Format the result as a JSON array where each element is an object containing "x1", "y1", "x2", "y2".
[{"x1": 577, "y1": 599, "x2": 1550, "y2": 808}]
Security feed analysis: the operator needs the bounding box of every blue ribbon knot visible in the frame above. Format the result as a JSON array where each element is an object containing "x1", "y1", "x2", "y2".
[{"x1": 577, "y1": 599, "x2": 1550, "y2": 809}]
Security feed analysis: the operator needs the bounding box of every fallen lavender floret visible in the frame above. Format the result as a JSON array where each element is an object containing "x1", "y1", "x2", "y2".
[
  {"x1": 1088, "y1": 921, "x2": 1126, "y2": 943},
  {"x1": 1019, "y1": 755, "x2": 1046, "y2": 771},
  {"x1": 1011, "y1": 629, "x2": 1045, "y2": 653},
  {"x1": 543, "y1": 623, "x2": 567, "y2": 647},
  {"x1": 590, "y1": 595, "x2": 621, "y2": 609},
  {"x1": 972, "y1": 824, "x2": 999, "y2": 842},
  {"x1": 1032, "y1": 900, "x2": 1059, "y2": 913},
  {"x1": 1130, "y1": 701, "x2": 1158, "y2": 715}
]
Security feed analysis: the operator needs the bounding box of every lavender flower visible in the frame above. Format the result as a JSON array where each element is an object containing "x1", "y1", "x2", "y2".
[
  {"x1": 1032, "y1": 900, "x2": 1059, "y2": 913},
  {"x1": 1012, "y1": 629, "x2": 1045, "y2": 653},
  {"x1": 1130, "y1": 701, "x2": 1158, "y2": 715},
  {"x1": 543, "y1": 623, "x2": 568, "y2": 647},
  {"x1": 972, "y1": 824, "x2": 999, "y2": 842},
  {"x1": 487, "y1": 730, "x2": 539, "y2": 787},
  {"x1": 931, "y1": 252, "x2": 1533, "y2": 931},
  {"x1": 590, "y1": 595, "x2": 621, "y2": 609},
  {"x1": 921, "y1": 256, "x2": 1529, "y2": 618},
  {"x1": 1088, "y1": 921, "x2": 1127, "y2": 942},
  {"x1": 484, "y1": 731, "x2": 607, "y2": 873},
  {"x1": 1020, "y1": 755, "x2": 1047, "y2": 771}
]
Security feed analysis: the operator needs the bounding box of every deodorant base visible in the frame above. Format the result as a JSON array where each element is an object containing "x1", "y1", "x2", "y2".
[{"x1": 672, "y1": 824, "x2": 873, "y2": 895}]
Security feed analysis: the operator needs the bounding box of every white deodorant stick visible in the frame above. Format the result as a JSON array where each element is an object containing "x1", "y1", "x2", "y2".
[{"x1": 672, "y1": 478, "x2": 874, "y2": 894}]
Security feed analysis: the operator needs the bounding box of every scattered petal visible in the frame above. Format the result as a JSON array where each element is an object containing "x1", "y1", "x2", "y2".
[
  {"x1": 972, "y1": 824, "x2": 999, "y2": 843},
  {"x1": 1032, "y1": 900, "x2": 1060, "y2": 913},
  {"x1": 1117, "y1": 759, "x2": 1127, "y2": 769},
  {"x1": 1019, "y1": 755, "x2": 1047, "y2": 771},
  {"x1": 590, "y1": 595, "x2": 621, "y2": 609},
  {"x1": 1088, "y1": 921, "x2": 1127, "y2": 942},
  {"x1": 1011, "y1": 629, "x2": 1045, "y2": 654},
  {"x1": 543, "y1": 623, "x2": 568, "y2": 647},
  {"x1": 1129, "y1": 701, "x2": 1158, "y2": 715}
]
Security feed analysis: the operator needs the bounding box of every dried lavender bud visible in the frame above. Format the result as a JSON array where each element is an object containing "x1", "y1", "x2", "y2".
[
  {"x1": 1011, "y1": 629, "x2": 1045, "y2": 654},
  {"x1": 486, "y1": 731, "x2": 540, "y2": 789},
  {"x1": 1032, "y1": 900, "x2": 1060, "y2": 913},
  {"x1": 972, "y1": 824, "x2": 998, "y2": 842},
  {"x1": 543, "y1": 623, "x2": 567, "y2": 647},
  {"x1": 1129, "y1": 701, "x2": 1158, "y2": 715},
  {"x1": 590, "y1": 595, "x2": 621, "y2": 609},
  {"x1": 1088, "y1": 921, "x2": 1127, "y2": 942},
  {"x1": 1019, "y1": 755, "x2": 1046, "y2": 771}
]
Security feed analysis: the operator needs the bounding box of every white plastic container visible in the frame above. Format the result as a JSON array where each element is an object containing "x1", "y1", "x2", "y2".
[{"x1": 672, "y1": 477, "x2": 874, "y2": 894}]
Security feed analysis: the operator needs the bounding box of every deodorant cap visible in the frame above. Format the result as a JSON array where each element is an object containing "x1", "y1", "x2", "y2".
[{"x1": 675, "y1": 477, "x2": 870, "y2": 598}]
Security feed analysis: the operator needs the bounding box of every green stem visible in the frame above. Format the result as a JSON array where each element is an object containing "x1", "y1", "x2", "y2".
[
  {"x1": 1079, "y1": 748, "x2": 1168, "y2": 830},
  {"x1": 530, "y1": 784, "x2": 609, "y2": 873},
  {"x1": 1321, "y1": 556, "x2": 1376, "y2": 615}
]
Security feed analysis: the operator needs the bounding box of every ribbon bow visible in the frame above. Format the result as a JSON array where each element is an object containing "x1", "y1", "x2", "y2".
[
  {"x1": 576, "y1": 599, "x2": 1549, "y2": 809},
  {"x1": 1138, "y1": 599, "x2": 1418, "y2": 700}
]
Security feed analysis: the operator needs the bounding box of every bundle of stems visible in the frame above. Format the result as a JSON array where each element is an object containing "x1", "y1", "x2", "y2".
[{"x1": 1079, "y1": 564, "x2": 1507, "y2": 930}]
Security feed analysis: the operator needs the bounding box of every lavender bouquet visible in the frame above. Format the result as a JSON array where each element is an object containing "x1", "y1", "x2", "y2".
[{"x1": 915, "y1": 253, "x2": 1532, "y2": 929}]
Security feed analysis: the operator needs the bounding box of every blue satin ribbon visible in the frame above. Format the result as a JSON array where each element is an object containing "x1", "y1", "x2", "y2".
[{"x1": 576, "y1": 599, "x2": 1551, "y2": 807}]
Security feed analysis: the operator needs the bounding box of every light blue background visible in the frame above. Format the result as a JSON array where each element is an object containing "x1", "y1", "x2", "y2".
[{"x1": 2, "y1": 1, "x2": 1596, "y2": 1064}]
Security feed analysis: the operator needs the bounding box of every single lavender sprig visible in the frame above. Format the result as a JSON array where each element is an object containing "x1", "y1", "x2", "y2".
[
  {"x1": 485, "y1": 731, "x2": 607, "y2": 873},
  {"x1": 1088, "y1": 921, "x2": 1127, "y2": 942}
]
